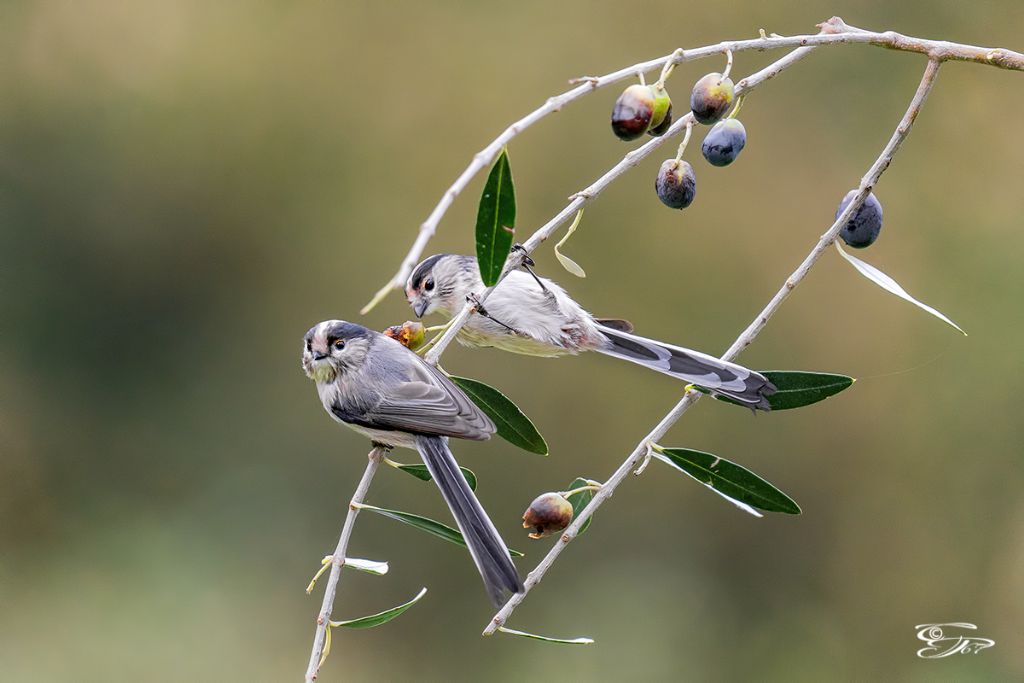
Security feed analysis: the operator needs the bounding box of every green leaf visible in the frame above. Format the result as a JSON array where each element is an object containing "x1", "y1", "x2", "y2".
[
  {"x1": 330, "y1": 587, "x2": 427, "y2": 629},
  {"x1": 497, "y1": 626, "x2": 594, "y2": 645},
  {"x1": 450, "y1": 376, "x2": 548, "y2": 455},
  {"x1": 762, "y1": 371, "x2": 855, "y2": 410},
  {"x1": 699, "y1": 371, "x2": 854, "y2": 411},
  {"x1": 392, "y1": 462, "x2": 478, "y2": 491},
  {"x1": 653, "y1": 447, "x2": 801, "y2": 515},
  {"x1": 565, "y1": 477, "x2": 597, "y2": 536},
  {"x1": 344, "y1": 558, "x2": 389, "y2": 576},
  {"x1": 475, "y1": 149, "x2": 517, "y2": 286},
  {"x1": 357, "y1": 504, "x2": 524, "y2": 557}
]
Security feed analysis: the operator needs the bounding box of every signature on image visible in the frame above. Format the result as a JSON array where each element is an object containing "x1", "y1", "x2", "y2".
[{"x1": 915, "y1": 623, "x2": 995, "y2": 659}]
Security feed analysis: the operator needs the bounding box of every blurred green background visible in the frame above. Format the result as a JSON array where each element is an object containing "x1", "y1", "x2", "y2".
[{"x1": 2, "y1": 1, "x2": 1022, "y2": 680}]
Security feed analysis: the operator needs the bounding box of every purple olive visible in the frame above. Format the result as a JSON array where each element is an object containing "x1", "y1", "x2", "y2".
[
  {"x1": 656, "y1": 159, "x2": 696, "y2": 209},
  {"x1": 690, "y1": 73, "x2": 735, "y2": 125},
  {"x1": 611, "y1": 84, "x2": 656, "y2": 141}
]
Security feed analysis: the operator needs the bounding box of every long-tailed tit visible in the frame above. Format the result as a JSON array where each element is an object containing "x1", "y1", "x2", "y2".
[
  {"x1": 406, "y1": 254, "x2": 776, "y2": 409},
  {"x1": 302, "y1": 319, "x2": 523, "y2": 605}
]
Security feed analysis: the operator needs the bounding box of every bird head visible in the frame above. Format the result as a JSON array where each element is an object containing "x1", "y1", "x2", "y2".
[
  {"x1": 301, "y1": 320, "x2": 372, "y2": 383},
  {"x1": 404, "y1": 254, "x2": 475, "y2": 319}
]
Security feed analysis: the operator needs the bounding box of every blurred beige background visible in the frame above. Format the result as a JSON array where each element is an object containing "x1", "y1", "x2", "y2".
[{"x1": 2, "y1": 1, "x2": 1022, "y2": 681}]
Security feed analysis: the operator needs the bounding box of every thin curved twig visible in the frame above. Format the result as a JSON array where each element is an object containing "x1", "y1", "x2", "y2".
[
  {"x1": 481, "y1": 57, "x2": 943, "y2": 636},
  {"x1": 305, "y1": 447, "x2": 385, "y2": 682}
]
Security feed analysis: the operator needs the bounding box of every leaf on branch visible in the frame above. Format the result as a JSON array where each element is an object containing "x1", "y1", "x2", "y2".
[
  {"x1": 554, "y1": 208, "x2": 586, "y2": 278},
  {"x1": 357, "y1": 504, "x2": 524, "y2": 557},
  {"x1": 565, "y1": 477, "x2": 597, "y2": 535},
  {"x1": 330, "y1": 587, "x2": 427, "y2": 629},
  {"x1": 697, "y1": 371, "x2": 854, "y2": 411},
  {"x1": 392, "y1": 461, "x2": 478, "y2": 491},
  {"x1": 761, "y1": 371, "x2": 854, "y2": 410},
  {"x1": 497, "y1": 626, "x2": 594, "y2": 645},
  {"x1": 652, "y1": 447, "x2": 801, "y2": 516},
  {"x1": 835, "y1": 240, "x2": 966, "y2": 335},
  {"x1": 450, "y1": 376, "x2": 548, "y2": 455},
  {"x1": 344, "y1": 558, "x2": 389, "y2": 576},
  {"x1": 475, "y1": 148, "x2": 517, "y2": 286}
]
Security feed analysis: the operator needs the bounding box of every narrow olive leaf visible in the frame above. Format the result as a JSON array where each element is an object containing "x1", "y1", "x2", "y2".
[
  {"x1": 330, "y1": 587, "x2": 427, "y2": 629},
  {"x1": 835, "y1": 240, "x2": 966, "y2": 335},
  {"x1": 357, "y1": 504, "x2": 524, "y2": 557},
  {"x1": 497, "y1": 626, "x2": 594, "y2": 645},
  {"x1": 662, "y1": 456, "x2": 764, "y2": 519},
  {"x1": 450, "y1": 376, "x2": 548, "y2": 455},
  {"x1": 565, "y1": 477, "x2": 596, "y2": 536},
  {"x1": 763, "y1": 371, "x2": 854, "y2": 410},
  {"x1": 475, "y1": 148, "x2": 516, "y2": 286},
  {"x1": 554, "y1": 208, "x2": 586, "y2": 278},
  {"x1": 653, "y1": 447, "x2": 801, "y2": 515},
  {"x1": 343, "y1": 558, "x2": 389, "y2": 576},
  {"x1": 393, "y1": 462, "x2": 478, "y2": 491},
  {"x1": 554, "y1": 250, "x2": 586, "y2": 278},
  {"x1": 697, "y1": 371, "x2": 854, "y2": 411}
]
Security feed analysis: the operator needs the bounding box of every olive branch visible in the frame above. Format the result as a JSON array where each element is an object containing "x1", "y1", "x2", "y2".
[{"x1": 304, "y1": 16, "x2": 1022, "y2": 680}]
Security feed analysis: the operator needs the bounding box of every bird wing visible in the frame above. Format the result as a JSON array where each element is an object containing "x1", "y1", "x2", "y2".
[{"x1": 360, "y1": 360, "x2": 496, "y2": 440}]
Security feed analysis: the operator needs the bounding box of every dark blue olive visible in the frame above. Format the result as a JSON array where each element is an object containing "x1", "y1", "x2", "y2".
[
  {"x1": 836, "y1": 190, "x2": 883, "y2": 248},
  {"x1": 655, "y1": 159, "x2": 696, "y2": 209},
  {"x1": 701, "y1": 119, "x2": 746, "y2": 166}
]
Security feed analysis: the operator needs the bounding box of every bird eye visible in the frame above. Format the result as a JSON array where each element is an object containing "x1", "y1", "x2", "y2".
[
  {"x1": 305, "y1": 340, "x2": 312, "y2": 351},
  {"x1": 424, "y1": 278, "x2": 435, "y2": 292},
  {"x1": 333, "y1": 339, "x2": 346, "y2": 351}
]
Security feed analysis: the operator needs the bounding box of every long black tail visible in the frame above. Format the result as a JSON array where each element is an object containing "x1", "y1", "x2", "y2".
[
  {"x1": 416, "y1": 436, "x2": 523, "y2": 606},
  {"x1": 595, "y1": 324, "x2": 776, "y2": 410}
]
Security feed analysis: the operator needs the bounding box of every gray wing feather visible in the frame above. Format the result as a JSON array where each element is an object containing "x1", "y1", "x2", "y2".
[{"x1": 360, "y1": 343, "x2": 496, "y2": 440}]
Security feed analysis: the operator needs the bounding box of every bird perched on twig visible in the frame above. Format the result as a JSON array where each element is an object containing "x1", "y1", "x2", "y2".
[
  {"x1": 302, "y1": 319, "x2": 523, "y2": 605},
  {"x1": 406, "y1": 254, "x2": 776, "y2": 410}
]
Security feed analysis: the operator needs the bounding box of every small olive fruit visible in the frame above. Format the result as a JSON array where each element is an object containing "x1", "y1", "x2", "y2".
[
  {"x1": 383, "y1": 320, "x2": 426, "y2": 351},
  {"x1": 655, "y1": 159, "x2": 697, "y2": 209},
  {"x1": 611, "y1": 84, "x2": 656, "y2": 141},
  {"x1": 647, "y1": 85, "x2": 672, "y2": 132},
  {"x1": 701, "y1": 118, "x2": 747, "y2": 166},
  {"x1": 523, "y1": 492, "x2": 574, "y2": 539},
  {"x1": 836, "y1": 190, "x2": 884, "y2": 248},
  {"x1": 647, "y1": 102, "x2": 673, "y2": 137},
  {"x1": 690, "y1": 73, "x2": 735, "y2": 125}
]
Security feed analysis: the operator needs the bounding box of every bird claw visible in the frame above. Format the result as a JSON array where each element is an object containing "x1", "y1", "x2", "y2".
[{"x1": 511, "y1": 243, "x2": 535, "y2": 267}]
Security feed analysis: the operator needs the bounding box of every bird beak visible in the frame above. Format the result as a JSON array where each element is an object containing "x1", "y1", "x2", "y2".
[
  {"x1": 413, "y1": 300, "x2": 428, "y2": 318},
  {"x1": 311, "y1": 351, "x2": 328, "y2": 361}
]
